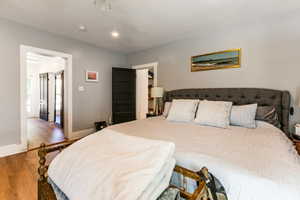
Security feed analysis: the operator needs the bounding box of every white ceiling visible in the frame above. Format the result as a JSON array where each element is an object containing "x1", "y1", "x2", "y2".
[{"x1": 0, "y1": 0, "x2": 299, "y2": 54}]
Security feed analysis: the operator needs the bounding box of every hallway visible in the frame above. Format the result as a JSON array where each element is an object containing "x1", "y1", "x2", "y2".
[{"x1": 27, "y1": 118, "x2": 65, "y2": 149}]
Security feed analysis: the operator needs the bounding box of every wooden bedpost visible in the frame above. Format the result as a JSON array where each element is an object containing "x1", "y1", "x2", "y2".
[
  {"x1": 36, "y1": 139, "x2": 81, "y2": 200},
  {"x1": 38, "y1": 143, "x2": 47, "y2": 182},
  {"x1": 37, "y1": 143, "x2": 58, "y2": 200}
]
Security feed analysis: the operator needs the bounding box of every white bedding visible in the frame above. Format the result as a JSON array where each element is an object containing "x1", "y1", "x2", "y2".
[
  {"x1": 48, "y1": 129, "x2": 175, "y2": 200},
  {"x1": 109, "y1": 116, "x2": 300, "y2": 200}
]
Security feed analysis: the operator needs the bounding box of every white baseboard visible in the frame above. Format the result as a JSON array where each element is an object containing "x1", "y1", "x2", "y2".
[
  {"x1": 69, "y1": 128, "x2": 95, "y2": 140},
  {"x1": 0, "y1": 128, "x2": 95, "y2": 158},
  {"x1": 0, "y1": 143, "x2": 27, "y2": 158}
]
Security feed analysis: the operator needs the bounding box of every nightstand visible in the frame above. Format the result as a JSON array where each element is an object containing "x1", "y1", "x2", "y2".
[{"x1": 291, "y1": 135, "x2": 300, "y2": 155}]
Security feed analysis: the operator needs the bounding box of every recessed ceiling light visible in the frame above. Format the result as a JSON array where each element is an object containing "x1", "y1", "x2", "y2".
[
  {"x1": 111, "y1": 31, "x2": 119, "y2": 38},
  {"x1": 79, "y1": 25, "x2": 87, "y2": 32}
]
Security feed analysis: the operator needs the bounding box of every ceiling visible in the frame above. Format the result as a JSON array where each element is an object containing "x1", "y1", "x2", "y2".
[{"x1": 0, "y1": 0, "x2": 299, "y2": 54}]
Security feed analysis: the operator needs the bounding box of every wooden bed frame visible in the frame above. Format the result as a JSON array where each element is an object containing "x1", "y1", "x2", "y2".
[
  {"x1": 37, "y1": 140, "x2": 208, "y2": 200},
  {"x1": 38, "y1": 140, "x2": 79, "y2": 200},
  {"x1": 38, "y1": 88, "x2": 291, "y2": 200}
]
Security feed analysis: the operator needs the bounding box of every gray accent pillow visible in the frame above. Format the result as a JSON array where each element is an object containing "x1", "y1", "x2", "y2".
[
  {"x1": 230, "y1": 104, "x2": 258, "y2": 128},
  {"x1": 255, "y1": 106, "x2": 281, "y2": 128}
]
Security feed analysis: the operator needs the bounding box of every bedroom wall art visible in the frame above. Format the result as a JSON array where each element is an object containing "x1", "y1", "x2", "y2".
[
  {"x1": 191, "y1": 49, "x2": 241, "y2": 72},
  {"x1": 86, "y1": 70, "x2": 99, "y2": 82}
]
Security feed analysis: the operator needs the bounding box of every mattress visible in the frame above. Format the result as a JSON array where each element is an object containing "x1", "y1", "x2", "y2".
[{"x1": 109, "y1": 116, "x2": 300, "y2": 200}]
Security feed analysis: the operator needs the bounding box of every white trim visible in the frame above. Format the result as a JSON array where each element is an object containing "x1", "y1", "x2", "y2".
[
  {"x1": 132, "y1": 62, "x2": 159, "y2": 114},
  {"x1": 20, "y1": 45, "x2": 73, "y2": 151},
  {"x1": 132, "y1": 62, "x2": 158, "y2": 87},
  {"x1": 0, "y1": 144, "x2": 27, "y2": 158},
  {"x1": 70, "y1": 128, "x2": 95, "y2": 140}
]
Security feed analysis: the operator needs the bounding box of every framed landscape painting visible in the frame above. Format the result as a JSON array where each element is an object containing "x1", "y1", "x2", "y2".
[
  {"x1": 86, "y1": 70, "x2": 99, "y2": 82},
  {"x1": 191, "y1": 49, "x2": 241, "y2": 72}
]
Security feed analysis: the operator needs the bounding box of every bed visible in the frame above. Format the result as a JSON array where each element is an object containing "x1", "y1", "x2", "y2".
[
  {"x1": 38, "y1": 88, "x2": 300, "y2": 200},
  {"x1": 110, "y1": 116, "x2": 300, "y2": 200}
]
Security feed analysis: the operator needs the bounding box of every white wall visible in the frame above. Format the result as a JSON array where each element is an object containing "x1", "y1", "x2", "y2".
[
  {"x1": 128, "y1": 11, "x2": 300, "y2": 126},
  {"x1": 0, "y1": 18, "x2": 127, "y2": 147}
]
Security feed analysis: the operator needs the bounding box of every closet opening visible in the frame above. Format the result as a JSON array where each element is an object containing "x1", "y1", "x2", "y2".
[{"x1": 132, "y1": 62, "x2": 158, "y2": 120}]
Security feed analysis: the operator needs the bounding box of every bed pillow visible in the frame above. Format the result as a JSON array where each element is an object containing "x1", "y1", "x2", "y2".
[
  {"x1": 256, "y1": 106, "x2": 281, "y2": 128},
  {"x1": 167, "y1": 99, "x2": 199, "y2": 122},
  {"x1": 230, "y1": 104, "x2": 258, "y2": 128},
  {"x1": 194, "y1": 100, "x2": 232, "y2": 128}
]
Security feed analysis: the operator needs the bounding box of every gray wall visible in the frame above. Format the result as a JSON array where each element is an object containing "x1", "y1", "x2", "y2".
[
  {"x1": 128, "y1": 12, "x2": 300, "y2": 125},
  {"x1": 0, "y1": 18, "x2": 127, "y2": 147}
]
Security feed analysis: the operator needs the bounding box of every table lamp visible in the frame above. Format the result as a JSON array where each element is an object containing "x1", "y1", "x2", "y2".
[{"x1": 151, "y1": 87, "x2": 164, "y2": 115}]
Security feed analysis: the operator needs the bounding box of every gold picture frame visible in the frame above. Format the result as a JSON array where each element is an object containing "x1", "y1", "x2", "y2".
[{"x1": 191, "y1": 49, "x2": 241, "y2": 72}]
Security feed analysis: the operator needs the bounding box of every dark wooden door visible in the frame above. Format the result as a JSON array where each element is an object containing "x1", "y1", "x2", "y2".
[
  {"x1": 112, "y1": 68, "x2": 136, "y2": 124},
  {"x1": 54, "y1": 70, "x2": 64, "y2": 128},
  {"x1": 39, "y1": 73, "x2": 49, "y2": 121}
]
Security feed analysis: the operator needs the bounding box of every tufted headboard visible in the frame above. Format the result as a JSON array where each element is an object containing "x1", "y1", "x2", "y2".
[{"x1": 164, "y1": 88, "x2": 291, "y2": 136}]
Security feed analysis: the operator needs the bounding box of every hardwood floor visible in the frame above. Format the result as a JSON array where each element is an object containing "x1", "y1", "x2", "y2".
[
  {"x1": 27, "y1": 118, "x2": 65, "y2": 150},
  {"x1": 0, "y1": 150, "x2": 41, "y2": 200},
  {"x1": 0, "y1": 142, "x2": 74, "y2": 200},
  {"x1": 0, "y1": 119, "x2": 76, "y2": 200},
  {"x1": 0, "y1": 118, "x2": 77, "y2": 200}
]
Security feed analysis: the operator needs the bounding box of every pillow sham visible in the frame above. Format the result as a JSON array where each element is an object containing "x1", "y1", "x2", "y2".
[
  {"x1": 167, "y1": 99, "x2": 199, "y2": 122},
  {"x1": 230, "y1": 104, "x2": 258, "y2": 128},
  {"x1": 194, "y1": 100, "x2": 232, "y2": 128},
  {"x1": 162, "y1": 102, "x2": 172, "y2": 117},
  {"x1": 255, "y1": 106, "x2": 281, "y2": 128}
]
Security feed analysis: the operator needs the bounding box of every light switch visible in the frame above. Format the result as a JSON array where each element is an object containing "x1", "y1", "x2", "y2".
[{"x1": 78, "y1": 86, "x2": 85, "y2": 92}]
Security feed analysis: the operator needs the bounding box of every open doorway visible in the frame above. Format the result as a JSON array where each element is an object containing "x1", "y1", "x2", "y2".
[
  {"x1": 26, "y1": 52, "x2": 66, "y2": 149},
  {"x1": 132, "y1": 62, "x2": 158, "y2": 120},
  {"x1": 21, "y1": 46, "x2": 73, "y2": 151}
]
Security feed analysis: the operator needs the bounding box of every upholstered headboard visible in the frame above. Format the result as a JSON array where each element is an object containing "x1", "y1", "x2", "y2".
[{"x1": 164, "y1": 88, "x2": 291, "y2": 136}]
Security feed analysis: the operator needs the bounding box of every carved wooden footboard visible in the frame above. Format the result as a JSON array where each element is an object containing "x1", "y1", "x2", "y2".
[
  {"x1": 37, "y1": 140, "x2": 209, "y2": 200},
  {"x1": 37, "y1": 140, "x2": 79, "y2": 200},
  {"x1": 172, "y1": 165, "x2": 207, "y2": 200}
]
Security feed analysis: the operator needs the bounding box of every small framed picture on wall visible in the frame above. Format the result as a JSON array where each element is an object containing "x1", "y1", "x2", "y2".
[{"x1": 86, "y1": 70, "x2": 99, "y2": 82}]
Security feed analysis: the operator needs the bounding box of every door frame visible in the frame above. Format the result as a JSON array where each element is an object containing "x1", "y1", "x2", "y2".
[
  {"x1": 132, "y1": 62, "x2": 158, "y2": 87},
  {"x1": 132, "y1": 62, "x2": 159, "y2": 117},
  {"x1": 20, "y1": 45, "x2": 73, "y2": 149}
]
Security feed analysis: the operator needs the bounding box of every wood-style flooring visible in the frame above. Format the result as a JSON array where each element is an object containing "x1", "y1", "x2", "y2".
[
  {"x1": 0, "y1": 119, "x2": 78, "y2": 200},
  {"x1": 27, "y1": 118, "x2": 65, "y2": 150},
  {"x1": 0, "y1": 150, "x2": 51, "y2": 200},
  {"x1": 0, "y1": 141, "x2": 78, "y2": 200}
]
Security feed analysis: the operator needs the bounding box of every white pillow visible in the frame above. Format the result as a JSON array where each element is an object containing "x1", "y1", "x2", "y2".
[
  {"x1": 167, "y1": 99, "x2": 199, "y2": 122},
  {"x1": 163, "y1": 102, "x2": 172, "y2": 117},
  {"x1": 194, "y1": 100, "x2": 232, "y2": 128},
  {"x1": 230, "y1": 104, "x2": 258, "y2": 128}
]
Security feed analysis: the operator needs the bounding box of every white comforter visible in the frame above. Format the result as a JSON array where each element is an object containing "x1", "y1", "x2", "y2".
[
  {"x1": 48, "y1": 129, "x2": 175, "y2": 200},
  {"x1": 109, "y1": 117, "x2": 300, "y2": 200}
]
